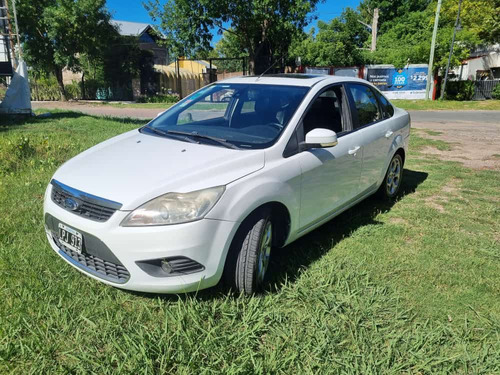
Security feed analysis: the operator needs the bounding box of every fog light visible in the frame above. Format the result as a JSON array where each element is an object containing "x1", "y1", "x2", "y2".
[{"x1": 161, "y1": 259, "x2": 173, "y2": 274}]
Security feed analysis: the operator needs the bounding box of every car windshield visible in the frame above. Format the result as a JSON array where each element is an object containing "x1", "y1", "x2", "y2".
[{"x1": 142, "y1": 83, "x2": 309, "y2": 149}]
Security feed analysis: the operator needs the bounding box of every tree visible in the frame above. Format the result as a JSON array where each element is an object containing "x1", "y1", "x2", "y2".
[
  {"x1": 368, "y1": 0, "x2": 498, "y2": 71},
  {"x1": 207, "y1": 31, "x2": 248, "y2": 73},
  {"x1": 145, "y1": 0, "x2": 322, "y2": 74},
  {"x1": 14, "y1": 0, "x2": 116, "y2": 100},
  {"x1": 290, "y1": 8, "x2": 370, "y2": 67}
]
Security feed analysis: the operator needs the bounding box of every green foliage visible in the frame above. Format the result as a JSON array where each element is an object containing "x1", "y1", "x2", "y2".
[
  {"x1": 492, "y1": 82, "x2": 500, "y2": 100},
  {"x1": 290, "y1": 8, "x2": 369, "y2": 67},
  {"x1": 290, "y1": 0, "x2": 498, "y2": 73},
  {"x1": 30, "y1": 74, "x2": 82, "y2": 101},
  {"x1": 207, "y1": 31, "x2": 248, "y2": 72},
  {"x1": 443, "y1": 80, "x2": 475, "y2": 101},
  {"x1": 367, "y1": 0, "x2": 495, "y2": 70},
  {"x1": 14, "y1": 0, "x2": 116, "y2": 100},
  {"x1": 146, "y1": 0, "x2": 321, "y2": 73},
  {"x1": 136, "y1": 94, "x2": 180, "y2": 103}
]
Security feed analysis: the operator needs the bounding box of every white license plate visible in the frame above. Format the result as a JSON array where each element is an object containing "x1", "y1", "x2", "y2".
[{"x1": 58, "y1": 223, "x2": 83, "y2": 254}]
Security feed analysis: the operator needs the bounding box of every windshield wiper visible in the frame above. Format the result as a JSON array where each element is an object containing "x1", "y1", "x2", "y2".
[
  {"x1": 167, "y1": 130, "x2": 239, "y2": 150},
  {"x1": 143, "y1": 126, "x2": 197, "y2": 144}
]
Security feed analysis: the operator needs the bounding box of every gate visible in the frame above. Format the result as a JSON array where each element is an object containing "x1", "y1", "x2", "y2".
[{"x1": 472, "y1": 80, "x2": 499, "y2": 100}]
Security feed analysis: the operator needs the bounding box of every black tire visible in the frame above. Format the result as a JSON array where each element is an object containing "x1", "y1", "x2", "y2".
[
  {"x1": 223, "y1": 209, "x2": 273, "y2": 295},
  {"x1": 379, "y1": 153, "x2": 404, "y2": 199}
]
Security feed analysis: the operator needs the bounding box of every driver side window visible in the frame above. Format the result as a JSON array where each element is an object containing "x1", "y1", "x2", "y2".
[{"x1": 302, "y1": 86, "x2": 346, "y2": 136}]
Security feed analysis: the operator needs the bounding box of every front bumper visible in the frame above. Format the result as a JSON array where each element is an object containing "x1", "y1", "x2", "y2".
[{"x1": 43, "y1": 185, "x2": 238, "y2": 293}]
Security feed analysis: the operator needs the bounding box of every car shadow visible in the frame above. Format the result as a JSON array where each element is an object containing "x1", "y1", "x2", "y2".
[
  {"x1": 129, "y1": 168, "x2": 428, "y2": 302},
  {"x1": 264, "y1": 168, "x2": 428, "y2": 293}
]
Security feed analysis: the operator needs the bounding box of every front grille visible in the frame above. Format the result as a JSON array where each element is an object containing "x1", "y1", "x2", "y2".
[
  {"x1": 53, "y1": 235, "x2": 130, "y2": 283},
  {"x1": 51, "y1": 180, "x2": 121, "y2": 222}
]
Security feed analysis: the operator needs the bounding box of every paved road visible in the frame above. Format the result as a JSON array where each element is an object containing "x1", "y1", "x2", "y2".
[
  {"x1": 31, "y1": 101, "x2": 500, "y2": 124},
  {"x1": 409, "y1": 110, "x2": 499, "y2": 124}
]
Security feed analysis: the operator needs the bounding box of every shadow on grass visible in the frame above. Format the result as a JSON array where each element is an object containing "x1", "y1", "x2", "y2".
[
  {"x1": 131, "y1": 168, "x2": 428, "y2": 302},
  {"x1": 0, "y1": 111, "x2": 147, "y2": 130},
  {"x1": 265, "y1": 169, "x2": 428, "y2": 293}
]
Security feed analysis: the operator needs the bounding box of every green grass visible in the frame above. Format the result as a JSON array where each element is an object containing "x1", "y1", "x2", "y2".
[
  {"x1": 1, "y1": 111, "x2": 499, "y2": 373},
  {"x1": 393, "y1": 99, "x2": 500, "y2": 111}
]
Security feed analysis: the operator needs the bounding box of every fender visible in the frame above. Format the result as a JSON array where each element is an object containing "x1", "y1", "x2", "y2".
[{"x1": 207, "y1": 174, "x2": 300, "y2": 230}]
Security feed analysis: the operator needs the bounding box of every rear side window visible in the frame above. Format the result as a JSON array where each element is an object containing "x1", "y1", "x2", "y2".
[
  {"x1": 375, "y1": 90, "x2": 394, "y2": 119},
  {"x1": 347, "y1": 84, "x2": 381, "y2": 128}
]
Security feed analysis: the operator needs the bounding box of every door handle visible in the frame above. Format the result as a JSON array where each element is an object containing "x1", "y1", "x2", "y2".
[
  {"x1": 348, "y1": 146, "x2": 360, "y2": 155},
  {"x1": 385, "y1": 130, "x2": 394, "y2": 138}
]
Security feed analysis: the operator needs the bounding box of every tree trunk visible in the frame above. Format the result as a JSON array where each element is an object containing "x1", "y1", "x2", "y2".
[
  {"x1": 81, "y1": 71, "x2": 85, "y2": 100},
  {"x1": 54, "y1": 67, "x2": 67, "y2": 101}
]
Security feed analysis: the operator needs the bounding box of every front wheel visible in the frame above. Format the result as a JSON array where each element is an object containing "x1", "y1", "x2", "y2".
[
  {"x1": 224, "y1": 210, "x2": 273, "y2": 295},
  {"x1": 379, "y1": 153, "x2": 403, "y2": 199}
]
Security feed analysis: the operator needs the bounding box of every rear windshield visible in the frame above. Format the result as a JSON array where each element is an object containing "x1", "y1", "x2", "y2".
[{"x1": 143, "y1": 83, "x2": 309, "y2": 149}]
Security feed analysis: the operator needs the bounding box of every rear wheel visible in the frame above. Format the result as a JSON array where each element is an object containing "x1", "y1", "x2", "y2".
[
  {"x1": 380, "y1": 153, "x2": 403, "y2": 199},
  {"x1": 224, "y1": 209, "x2": 273, "y2": 295}
]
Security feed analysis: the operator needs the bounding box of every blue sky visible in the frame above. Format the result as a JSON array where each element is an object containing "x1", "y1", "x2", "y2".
[{"x1": 106, "y1": 0, "x2": 362, "y2": 44}]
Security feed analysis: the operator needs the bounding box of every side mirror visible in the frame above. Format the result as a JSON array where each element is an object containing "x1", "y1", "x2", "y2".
[{"x1": 301, "y1": 128, "x2": 338, "y2": 150}]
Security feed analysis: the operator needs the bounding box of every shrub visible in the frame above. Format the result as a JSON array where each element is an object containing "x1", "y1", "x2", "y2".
[
  {"x1": 444, "y1": 80, "x2": 475, "y2": 101},
  {"x1": 492, "y1": 82, "x2": 500, "y2": 100}
]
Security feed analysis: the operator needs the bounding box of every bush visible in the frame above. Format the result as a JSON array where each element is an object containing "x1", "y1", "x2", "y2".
[
  {"x1": 444, "y1": 80, "x2": 475, "y2": 101},
  {"x1": 492, "y1": 82, "x2": 500, "y2": 100},
  {"x1": 136, "y1": 94, "x2": 180, "y2": 103}
]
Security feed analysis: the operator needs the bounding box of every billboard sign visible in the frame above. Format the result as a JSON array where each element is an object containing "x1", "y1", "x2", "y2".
[{"x1": 365, "y1": 65, "x2": 428, "y2": 99}]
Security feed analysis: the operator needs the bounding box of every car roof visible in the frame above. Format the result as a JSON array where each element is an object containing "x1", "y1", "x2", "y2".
[{"x1": 218, "y1": 74, "x2": 369, "y2": 87}]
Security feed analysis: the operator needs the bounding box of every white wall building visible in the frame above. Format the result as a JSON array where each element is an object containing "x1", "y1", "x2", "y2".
[{"x1": 450, "y1": 44, "x2": 500, "y2": 80}]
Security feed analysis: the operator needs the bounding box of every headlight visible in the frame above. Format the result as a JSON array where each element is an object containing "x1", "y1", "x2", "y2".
[{"x1": 121, "y1": 186, "x2": 225, "y2": 226}]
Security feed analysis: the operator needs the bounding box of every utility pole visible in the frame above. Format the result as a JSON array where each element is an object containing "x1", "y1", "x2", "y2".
[
  {"x1": 425, "y1": 0, "x2": 442, "y2": 100},
  {"x1": 11, "y1": 0, "x2": 22, "y2": 59},
  {"x1": 371, "y1": 8, "x2": 379, "y2": 52},
  {"x1": 440, "y1": 0, "x2": 463, "y2": 100}
]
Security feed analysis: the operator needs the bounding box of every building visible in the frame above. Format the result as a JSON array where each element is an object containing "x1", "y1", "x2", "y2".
[
  {"x1": 450, "y1": 44, "x2": 500, "y2": 80},
  {"x1": 61, "y1": 19, "x2": 169, "y2": 99},
  {"x1": 110, "y1": 20, "x2": 169, "y2": 66},
  {"x1": 168, "y1": 59, "x2": 217, "y2": 75}
]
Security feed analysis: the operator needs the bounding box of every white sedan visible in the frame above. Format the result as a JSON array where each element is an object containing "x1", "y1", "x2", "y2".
[{"x1": 43, "y1": 74, "x2": 410, "y2": 294}]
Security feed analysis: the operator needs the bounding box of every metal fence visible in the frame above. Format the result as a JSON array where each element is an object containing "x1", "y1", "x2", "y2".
[{"x1": 472, "y1": 80, "x2": 499, "y2": 100}]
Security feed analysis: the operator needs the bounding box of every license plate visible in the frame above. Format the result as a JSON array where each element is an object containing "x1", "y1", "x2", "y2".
[{"x1": 58, "y1": 223, "x2": 83, "y2": 254}]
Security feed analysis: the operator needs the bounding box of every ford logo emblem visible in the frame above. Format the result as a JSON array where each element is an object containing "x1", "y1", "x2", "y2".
[{"x1": 64, "y1": 198, "x2": 79, "y2": 211}]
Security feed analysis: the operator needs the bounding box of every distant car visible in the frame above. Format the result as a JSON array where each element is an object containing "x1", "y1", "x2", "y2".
[{"x1": 43, "y1": 74, "x2": 410, "y2": 295}]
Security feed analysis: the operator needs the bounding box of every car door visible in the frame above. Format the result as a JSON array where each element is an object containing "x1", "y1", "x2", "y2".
[
  {"x1": 345, "y1": 83, "x2": 390, "y2": 194},
  {"x1": 295, "y1": 85, "x2": 363, "y2": 229}
]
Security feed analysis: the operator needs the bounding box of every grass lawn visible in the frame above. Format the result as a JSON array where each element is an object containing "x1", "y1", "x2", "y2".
[
  {"x1": 0, "y1": 112, "x2": 499, "y2": 373},
  {"x1": 392, "y1": 99, "x2": 500, "y2": 111}
]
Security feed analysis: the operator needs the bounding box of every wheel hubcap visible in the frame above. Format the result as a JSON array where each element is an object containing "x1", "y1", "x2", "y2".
[
  {"x1": 386, "y1": 158, "x2": 401, "y2": 195},
  {"x1": 256, "y1": 221, "x2": 272, "y2": 285}
]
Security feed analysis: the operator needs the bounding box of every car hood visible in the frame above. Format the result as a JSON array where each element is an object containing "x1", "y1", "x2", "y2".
[{"x1": 53, "y1": 129, "x2": 265, "y2": 210}]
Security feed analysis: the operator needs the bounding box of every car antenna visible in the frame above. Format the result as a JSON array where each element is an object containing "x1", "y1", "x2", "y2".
[{"x1": 256, "y1": 57, "x2": 282, "y2": 81}]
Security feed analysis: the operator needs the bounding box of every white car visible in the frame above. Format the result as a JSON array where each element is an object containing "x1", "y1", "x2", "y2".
[{"x1": 43, "y1": 74, "x2": 410, "y2": 295}]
